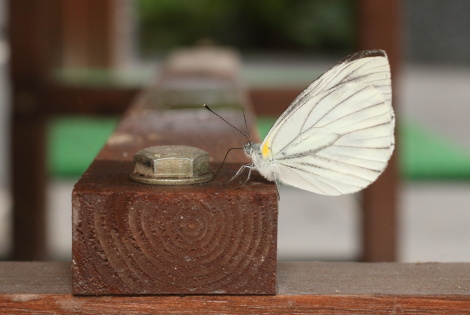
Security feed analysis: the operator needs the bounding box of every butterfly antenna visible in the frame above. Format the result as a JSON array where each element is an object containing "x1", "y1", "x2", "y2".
[
  {"x1": 241, "y1": 107, "x2": 252, "y2": 140},
  {"x1": 213, "y1": 147, "x2": 244, "y2": 180},
  {"x1": 203, "y1": 104, "x2": 251, "y2": 143}
]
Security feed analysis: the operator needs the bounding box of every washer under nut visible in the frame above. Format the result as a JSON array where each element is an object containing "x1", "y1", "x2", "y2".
[{"x1": 130, "y1": 145, "x2": 213, "y2": 185}]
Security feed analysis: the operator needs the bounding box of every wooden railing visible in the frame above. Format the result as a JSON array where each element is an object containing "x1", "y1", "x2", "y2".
[{"x1": 1, "y1": 262, "x2": 469, "y2": 313}]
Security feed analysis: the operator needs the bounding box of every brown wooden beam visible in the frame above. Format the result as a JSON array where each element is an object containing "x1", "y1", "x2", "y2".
[
  {"x1": 71, "y1": 48, "x2": 278, "y2": 295},
  {"x1": 358, "y1": 0, "x2": 402, "y2": 262},
  {"x1": 38, "y1": 85, "x2": 138, "y2": 115},
  {"x1": 8, "y1": 0, "x2": 62, "y2": 260},
  {"x1": 8, "y1": 0, "x2": 127, "y2": 260},
  {"x1": 10, "y1": 112, "x2": 47, "y2": 260},
  {"x1": 8, "y1": 0, "x2": 61, "y2": 84},
  {"x1": 38, "y1": 86, "x2": 296, "y2": 117},
  {"x1": 1, "y1": 262, "x2": 469, "y2": 313},
  {"x1": 60, "y1": 0, "x2": 119, "y2": 68},
  {"x1": 248, "y1": 87, "x2": 302, "y2": 117}
]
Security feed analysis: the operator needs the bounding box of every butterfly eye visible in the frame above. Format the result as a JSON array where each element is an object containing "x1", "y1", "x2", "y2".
[{"x1": 243, "y1": 143, "x2": 253, "y2": 154}]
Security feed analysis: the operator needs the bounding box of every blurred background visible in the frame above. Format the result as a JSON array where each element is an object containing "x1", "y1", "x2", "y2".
[{"x1": 0, "y1": 0, "x2": 469, "y2": 262}]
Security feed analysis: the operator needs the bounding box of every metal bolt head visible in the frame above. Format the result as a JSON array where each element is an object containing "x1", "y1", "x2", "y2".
[{"x1": 130, "y1": 145, "x2": 212, "y2": 185}]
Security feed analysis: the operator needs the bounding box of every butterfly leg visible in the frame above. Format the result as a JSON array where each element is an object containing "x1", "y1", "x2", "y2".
[
  {"x1": 230, "y1": 164, "x2": 250, "y2": 182},
  {"x1": 230, "y1": 163, "x2": 257, "y2": 182},
  {"x1": 244, "y1": 164, "x2": 255, "y2": 183},
  {"x1": 274, "y1": 176, "x2": 281, "y2": 200}
]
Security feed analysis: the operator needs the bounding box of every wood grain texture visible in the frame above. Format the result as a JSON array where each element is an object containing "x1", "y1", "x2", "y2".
[
  {"x1": 72, "y1": 48, "x2": 278, "y2": 295},
  {"x1": 2, "y1": 262, "x2": 470, "y2": 314},
  {"x1": 73, "y1": 162, "x2": 278, "y2": 295}
]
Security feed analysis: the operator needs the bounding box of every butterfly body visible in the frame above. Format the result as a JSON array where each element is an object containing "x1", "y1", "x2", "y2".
[
  {"x1": 243, "y1": 50, "x2": 394, "y2": 196},
  {"x1": 243, "y1": 142, "x2": 277, "y2": 182}
]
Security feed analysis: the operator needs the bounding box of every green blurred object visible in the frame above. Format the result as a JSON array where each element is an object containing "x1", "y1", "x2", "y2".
[
  {"x1": 48, "y1": 116, "x2": 118, "y2": 177},
  {"x1": 137, "y1": 0, "x2": 355, "y2": 56},
  {"x1": 400, "y1": 121, "x2": 470, "y2": 180},
  {"x1": 256, "y1": 117, "x2": 470, "y2": 180},
  {"x1": 48, "y1": 116, "x2": 470, "y2": 180}
]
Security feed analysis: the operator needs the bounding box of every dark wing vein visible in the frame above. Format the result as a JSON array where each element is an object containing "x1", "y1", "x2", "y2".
[
  {"x1": 287, "y1": 162, "x2": 364, "y2": 189},
  {"x1": 342, "y1": 121, "x2": 392, "y2": 136},
  {"x1": 301, "y1": 84, "x2": 370, "y2": 132},
  {"x1": 283, "y1": 164, "x2": 343, "y2": 194},
  {"x1": 317, "y1": 101, "x2": 384, "y2": 128},
  {"x1": 296, "y1": 161, "x2": 373, "y2": 182},
  {"x1": 311, "y1": 155, "x2": 382, "y2": 173}
]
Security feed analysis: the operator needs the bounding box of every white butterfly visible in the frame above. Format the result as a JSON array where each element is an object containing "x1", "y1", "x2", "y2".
[{"x1": 238, "y1": 50, "x2": 395, "y2": 196}]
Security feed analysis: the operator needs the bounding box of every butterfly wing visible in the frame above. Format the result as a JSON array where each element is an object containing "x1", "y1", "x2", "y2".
[{"x1": 260, "y1": 50, "x2": 394, "y2": 195}]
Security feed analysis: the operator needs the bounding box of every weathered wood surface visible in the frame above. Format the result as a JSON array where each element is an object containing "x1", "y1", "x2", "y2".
[
  {"x1": 1, "y1": 262, "x2": 470, "y2": 314},
  {"x1": 72, "y1": 48, "x2": 278, "y2": 295},
  {"x1": 73, "y1": 161, "x2": 278, "y2": 295}
]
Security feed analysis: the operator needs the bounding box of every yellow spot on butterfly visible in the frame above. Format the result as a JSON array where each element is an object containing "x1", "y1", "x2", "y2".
[{"x1": 261, "y1": 137, "x2": 272, "y2": 158}]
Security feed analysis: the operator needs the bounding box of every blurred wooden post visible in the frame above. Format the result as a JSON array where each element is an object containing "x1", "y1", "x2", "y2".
[
  {"x1": 60, "y1": 0, "x2": 133, "y2": 69},
  {"x1": 8, "y1": 0, "x2": 132, "y2": 260},
  {"x1": 358, "y1": 0, "x2": 402, "y2": 261},
  {"x1": 8, "y1": 0, "x2": 60, "y2": 260}
]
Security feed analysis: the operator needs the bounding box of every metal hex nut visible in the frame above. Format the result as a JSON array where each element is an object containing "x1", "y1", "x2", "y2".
[{"x1": 130, "y1": 145, "x2": 212, "y2": 185}]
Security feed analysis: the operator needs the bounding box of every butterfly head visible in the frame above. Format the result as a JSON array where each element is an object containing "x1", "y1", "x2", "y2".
[{"x1": 243, "y1": 141, "x2": 260, "y2": 157}]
